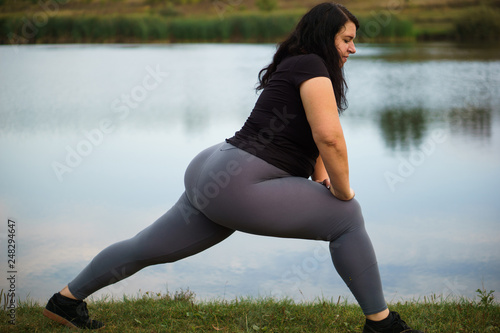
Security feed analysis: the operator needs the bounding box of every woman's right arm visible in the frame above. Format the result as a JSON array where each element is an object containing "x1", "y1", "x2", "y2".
[{"x1": 300, "y1": 76, "x2": 355, "y2": 201}]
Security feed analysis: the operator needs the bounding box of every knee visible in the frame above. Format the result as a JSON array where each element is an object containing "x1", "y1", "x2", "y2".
[
  {"x1": 342, "y1": 198, "x2": 365, "y2": 231},
  {"x1": 324, "y1": 198, "x2": 365, "y2": 241}
]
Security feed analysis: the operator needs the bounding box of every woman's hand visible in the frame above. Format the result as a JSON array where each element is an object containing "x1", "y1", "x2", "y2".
[
  {"x1": 315, "y1": 178, "x2": 331, "y2": 189},
  {"x1": 330, "y1": 187, "x2": 355, "y2": 201},
  {"x1": 316, "y1": 178, "x2": 354, "y2": 201}
]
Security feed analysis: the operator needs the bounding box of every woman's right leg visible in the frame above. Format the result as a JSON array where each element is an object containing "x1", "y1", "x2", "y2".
[
  {"x1": 44, "y1": 143, "x2": 236, "y2": 329},
  {"x1": 66, "y1": 192, "x2": 234, "y2": 300},
  {"x1": 44, "y1": 186, "x2": 234, "y2": 329},
  {"x1": 43, "y1": 189, "x2": 234, "y2": 329}
]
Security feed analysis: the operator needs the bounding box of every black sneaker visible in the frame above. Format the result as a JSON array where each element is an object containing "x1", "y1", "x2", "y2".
[
  {"x1": 363, "y1": 311, "x2": 423, "y2": 333},
  {"x1": 43, "y1": 293, "x2": 105, "y2": 330}
]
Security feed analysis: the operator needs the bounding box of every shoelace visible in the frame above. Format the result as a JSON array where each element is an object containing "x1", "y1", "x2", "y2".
[
  {"x1": 390, "y1": 313, "x2": 412, "y2": 330},
  {"x1": 75, "y1": 301, "x2": 90, "y2": 320}
]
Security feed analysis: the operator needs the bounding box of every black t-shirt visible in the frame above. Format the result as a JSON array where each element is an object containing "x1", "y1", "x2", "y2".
[{"x1": 226, "y1": 53, "x2": 331, "y2": 178}]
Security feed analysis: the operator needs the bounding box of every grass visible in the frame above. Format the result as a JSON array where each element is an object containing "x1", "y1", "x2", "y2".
[
  {"x1": 0, "y1": 289, "x2": 499, "y2": 332},
  {"x1": 0, "y1": 11, "x2": 415, "y2": 44},
  {"x1": 1, "y1": 0, "x2": 500, "y2": 44},
  {"x1": 0, "y1": 12, "x2": 304, "y2": 44}
]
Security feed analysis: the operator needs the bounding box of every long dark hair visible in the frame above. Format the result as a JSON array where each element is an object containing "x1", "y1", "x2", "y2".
[{"x1": 257, "y1": 2, "x2": 359, "y2": 113}]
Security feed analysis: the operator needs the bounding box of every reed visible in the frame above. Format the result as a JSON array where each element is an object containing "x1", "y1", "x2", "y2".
[
  {"x1": 0, "y1": 12, "x2": 303, "y2": 44},
  {"x1": 2, "y1": 5, "x2": 499, "y2": 45},
  {"x1": 357, "y1": 16, "x2": 415, "y2": 42}
]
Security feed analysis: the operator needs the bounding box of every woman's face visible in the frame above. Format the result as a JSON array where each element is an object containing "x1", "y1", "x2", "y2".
[{"x1": 335, "y1": 21, "x2": 357, "y2": 67}]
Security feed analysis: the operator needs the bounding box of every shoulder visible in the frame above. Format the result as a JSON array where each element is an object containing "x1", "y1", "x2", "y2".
[
  {"x1": 297, "y1": 53, "x2": 326, "y2": 65},
  {"x1": 283, "y1": 54, "x2": 329, "y2": 78},
  {"x1": 280, "y1": 53, "x2": 326, "y2": 68},
  {"x1": 278, "y1": 54, "x2": 330, "y2": 87},
  {"x1": 296, "y1": 54, "x2": 328, "y2": 71}
]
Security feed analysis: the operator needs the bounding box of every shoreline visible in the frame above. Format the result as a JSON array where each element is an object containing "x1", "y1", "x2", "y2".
[
  {"x1": 1, "y1": 289, "x2": 498, "y2": 332},
  {"x1": 1, "y1": 3, "x2": 499, "y2": 45}
]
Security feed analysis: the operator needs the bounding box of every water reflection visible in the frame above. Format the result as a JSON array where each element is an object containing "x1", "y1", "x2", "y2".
[
  {"x1": 0, "y1": 43, "x2": 499, "y2": 305},
  {"x1": 379, "y1": 108, "x2": 428, "y2": 150},
  {"x1": 378, "y1": 106, "x2": 493, "y2": 150},
  {"x1": 448, "y1": 107, "x2": 492, "y2": 139},
  {"x1": 355, "y1": 42, "x2": 500, "y2": 62}
]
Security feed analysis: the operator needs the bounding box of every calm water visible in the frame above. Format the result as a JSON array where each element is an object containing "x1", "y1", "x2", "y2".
[{"x1": 0, "y1": 43, "x2": 499, "y2": 305}]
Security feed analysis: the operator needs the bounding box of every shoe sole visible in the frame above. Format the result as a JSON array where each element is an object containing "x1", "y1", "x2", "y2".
[
  {"x1": 43, "y1": 308, "x2": 105, "y2": 330},
  {"x1": 43, "y1": 308, "x2": 79, "y2": 329}
]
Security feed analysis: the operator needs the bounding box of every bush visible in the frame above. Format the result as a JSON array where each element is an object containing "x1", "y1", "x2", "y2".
[
  {"x1": 454, "y1": 7, "x2": 500, "y2": 41},
  {"x1": 156, "y1": 3, "x2": 181, "y2": 17},
  {"x1": 0, "y1": 12, "x2": 302, "y2": 44},
  {"x1": 256, "y1": 0, "x2": 278, "y2": 12},
  {"x1": 357, "y1": 16, "x2": 414, "y2": 41}
]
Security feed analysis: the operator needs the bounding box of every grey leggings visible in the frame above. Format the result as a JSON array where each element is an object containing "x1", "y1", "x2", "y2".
[{"x1": 68, "y1": 142, "x2": 387, "y2": 315}]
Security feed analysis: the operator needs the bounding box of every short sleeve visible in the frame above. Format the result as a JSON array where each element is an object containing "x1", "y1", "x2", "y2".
[{"x1": 290, "y1": 54, "x2": 330, "y2": 88}]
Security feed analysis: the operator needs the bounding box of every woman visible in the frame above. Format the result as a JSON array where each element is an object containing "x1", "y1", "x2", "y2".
[{"x1": 43, "y1": 3, "x2": 422, "y2": 332}]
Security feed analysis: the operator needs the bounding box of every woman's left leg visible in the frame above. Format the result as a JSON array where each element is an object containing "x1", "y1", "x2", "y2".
[{"x1": 185, "y1": 143, "x2": 388, "y2": 316}]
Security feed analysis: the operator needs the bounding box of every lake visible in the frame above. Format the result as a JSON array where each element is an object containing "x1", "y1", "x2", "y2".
[{"x1": 0, "y1": 42, "x2": 499, "y2": 305}]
